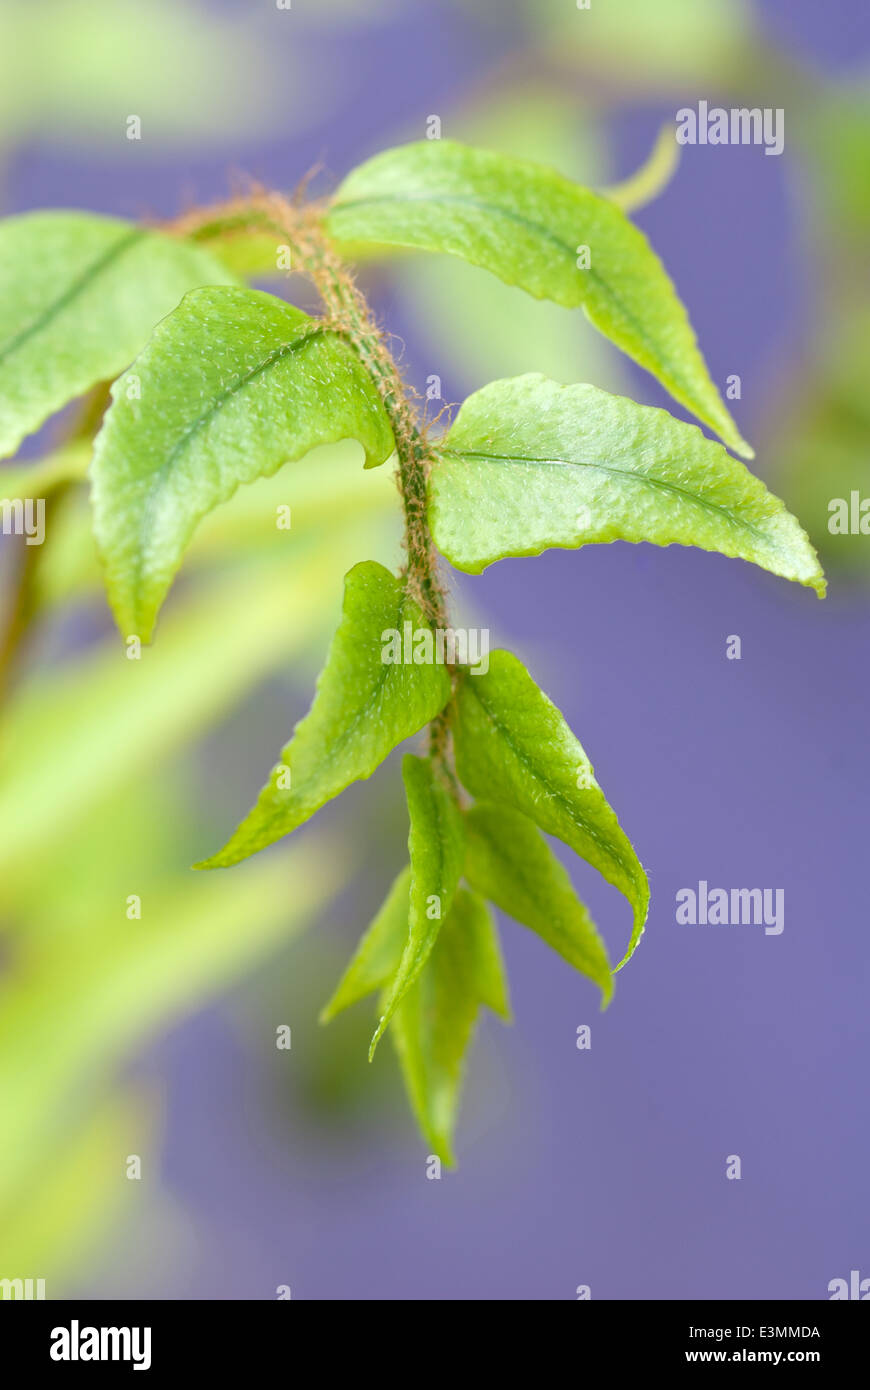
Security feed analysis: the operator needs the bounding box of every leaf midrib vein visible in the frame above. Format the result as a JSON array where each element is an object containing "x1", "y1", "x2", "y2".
[
  {"x1": 404, "y1": 782, "x2": 457, "y2": 983},
  {"x1": 462, "y1": 679, "x2": 642, "y2": 903},
  {"x1": 332, "y1": 191, "x2": 702, "y2": 413},
  {"x1": 257, "y1": 594, "x2": 446, "y2": 844},
  {"x1": 133, "y1": 326, "x2": 332, "y2": 617},
  {"x1": 0, "y1": 226, "x2": 146, "y2": 369},
  {"x1": 443, "y1": 448, "x2": 771, "y2": 546}
]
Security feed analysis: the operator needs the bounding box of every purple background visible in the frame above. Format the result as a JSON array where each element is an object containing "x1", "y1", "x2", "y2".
[{"x1": 12, "y1": 0, "x2": 868, "y2": 1298}]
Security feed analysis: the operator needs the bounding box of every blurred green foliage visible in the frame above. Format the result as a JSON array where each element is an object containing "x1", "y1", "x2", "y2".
[{"x1": 0, "y1": 440, "x2": 399, "y2": 1289}]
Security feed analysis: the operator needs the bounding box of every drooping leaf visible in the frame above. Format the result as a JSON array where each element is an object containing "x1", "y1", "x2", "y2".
[
  {"x1": 389, "y1": 887, "x2": 509, "y2": 1165},
  {"x1": 370, "y1": 756, "x2": 466, "y2": 1056},
  {"x1": 199, "y1": 563, "x2": 452, "y2": 870},
  {"x1": 0, "y1": 211, "x2": 236, "y2": 461},
  {"x1": 430, "y1": 375, "x2": 825, "y2": 595},
  {"x1": 453, "y1": 650, "x2": 649, "y2": 968},
  {"x1": 90, "y1": 285, "x2": 396, "y2": 641},
  {"x1": 465, "y1": 801, "x2": 613, "y2": 1004},
  {"x1": 328, "y1": 140, "x2": 750, "y2": 455},
  {"x1": 320, "y1": 866, "x2": 411, "y2": 1023}
]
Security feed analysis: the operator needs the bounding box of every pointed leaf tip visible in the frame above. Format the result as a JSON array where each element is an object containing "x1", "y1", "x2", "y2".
[
  {"x1": 90, "y1": 286, "x2": 395, "y2": 641},
  {"x1": 199, "y1": 563, "x2": 451, "y2": 869},
  {"x1": 386, "y1": 887, "x2": 508, "y2": 1161},
  {"x1": 431, "y1": 375, "x2": 823, "y2": 597},
  {"x1": 329, "y1": 139, "x2": 748, "y2": 452},
  {"x1": 369, "y1": 755, "x2": 465, "y2": 1057}
]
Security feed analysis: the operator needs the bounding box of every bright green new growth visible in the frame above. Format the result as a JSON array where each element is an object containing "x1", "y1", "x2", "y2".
[{"x1": 0, "y1": 135, "x2": 824, "y2": 1162}]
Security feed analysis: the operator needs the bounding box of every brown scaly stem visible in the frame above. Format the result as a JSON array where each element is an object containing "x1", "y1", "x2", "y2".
[{"x1": 172, "y1": 192, "x2": 458, "y2": 786}]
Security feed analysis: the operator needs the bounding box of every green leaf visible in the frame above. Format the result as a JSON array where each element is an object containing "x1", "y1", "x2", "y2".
[
  {"x1": 389, "y1": 887, "x2": 509, "y2": 1165},
  {"x1": 199, "y1": 562, "x2": 452, "y2": 870},
  {"x1": 328, "y1": 139, "x2": 750, "y2": 456},
  {"x1": 0, "y1": 533, "x2": 370, "y2": 877},
  {"x1": 388, "y1": 96, "x2": 626, "y2": 400},
  {"x1": 90, "y1": 285, "x2": 395, "y2": 641},
  {"x1": 453, "y1": 650, "x2": 649, "y2": 969},
  {"x1": 430, "y1": 375, "x2": 825, "y2": 596},
  {"x1": 0, "y1": 211, "x2": 235, "y2": 461},
  {"x1": 465, "y1": 801, "x2": 613, "y2": 1005},
  {"x1": 369, "y1": 755, "x2": 466, "y2": 1057},
  {"x1": 319, "y1": 866, "x2": 411, "y2": 1023}
]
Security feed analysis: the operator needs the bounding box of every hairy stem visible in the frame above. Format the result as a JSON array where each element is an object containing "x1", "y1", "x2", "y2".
[{"x1": 173, "y1": 194, "x2": 457, "y2": 782}]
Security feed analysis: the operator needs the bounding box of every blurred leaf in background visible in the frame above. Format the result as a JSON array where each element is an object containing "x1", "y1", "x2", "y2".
[
  {"x1": 767, "y1": 77, "x2": 870, "y2": 579},
  {"x1": 0, "y1": 0, "x2": 294, "y2": 155},
  {"x1": 767, "y1": 307, "x2": 870, "y2": 581},
  {"x1": 0, "y1": 439, "x2": 399, "y2": 1287},
  {"x1": 795, "y1": 79, "x2": 870, "y2": 242},
  {"x1": 0, "y1": 0, "x2": 403, "y2": 193},
  {"x1": 452, "y1": 0, "x2": 754, "y2": 88}
]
